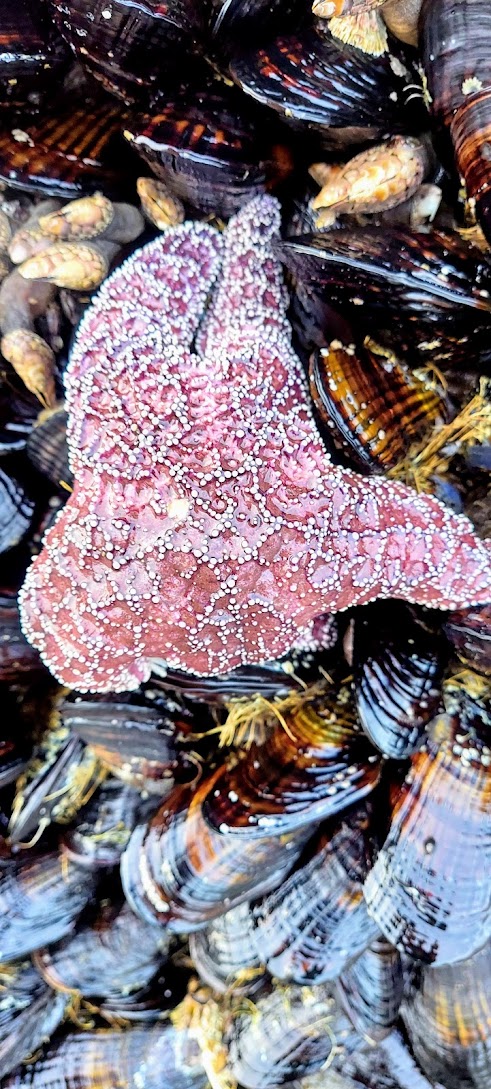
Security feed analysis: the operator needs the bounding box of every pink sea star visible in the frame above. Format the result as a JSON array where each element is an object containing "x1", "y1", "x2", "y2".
[{"x1": 19, "y1": 195, "x2": 491, "y2": 692}]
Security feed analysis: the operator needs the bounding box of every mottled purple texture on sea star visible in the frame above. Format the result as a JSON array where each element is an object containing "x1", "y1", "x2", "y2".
[{"x1": 19, "y1": 195, "x2": 491, "y2": 692}]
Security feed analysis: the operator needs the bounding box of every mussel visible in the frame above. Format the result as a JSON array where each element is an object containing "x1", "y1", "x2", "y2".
[
  {"x1": 280, "y1": 225, "x2": 491, "y2": 370},
  {"x1": 352, "y1": 601, "x2": 446, "y2": 758},
  {"x1": 0, "y1": 961, "x2": 68, "y2": 1080},
  {"x1": 420, "y1": 0, "x2": 491, "y2": 245},
  {"x1": 127, "y1": 79, "x2": 293, "y2": 219},
  {"x1": 402, "y1": 938, "x2": 491, "y2": 1088},
  {"x1": 49, "y1": 0, "x2": 205, "y2": 107},
  {"x1": 121, "y1": 769, "x2": 309, "y2": 931},
  {"x1": 337, "y1": 938, "x2": 404, "y2": 1043},
  {"x1": 252, "y1": 804, "x2": 379, "y2": 984},
  {"x1": 0, "y1": 851, "x2": 98, "y2": 961},
  {"x1": 0, "y1": 1, "x2": 68, "y2": 110},
  {"x1": 230, "y1": 19, "x2": 423, "y2": 146},
  {"x1": 364, "y1": 681, "x2": 491, "y2": 964},
  {"x1": 201, "y1": 682, "x2": 381, "y2": 837}
]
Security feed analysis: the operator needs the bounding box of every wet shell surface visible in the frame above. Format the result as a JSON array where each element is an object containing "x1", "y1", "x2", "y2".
[{"x1": 364, "y1": 689, "x2": 491, "y2": 965}]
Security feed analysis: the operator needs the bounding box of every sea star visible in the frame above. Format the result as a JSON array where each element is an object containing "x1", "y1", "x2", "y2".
[{"x1": 19, "y1": 195, "x2": 491, "y2": 692}]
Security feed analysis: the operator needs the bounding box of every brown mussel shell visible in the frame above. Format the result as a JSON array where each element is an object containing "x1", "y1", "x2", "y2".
[
  {"x1": 337, "y1": 938, "x2": 404, "y2": 1043},
  {"x1": 0, "y1": 961, "x2": 68, "y2": 1081},
  {"x1": 420, "y1": 0, "x2": 491, "y2": 244},
  {"x1": 364, "y1": 688, "x2": 491, "y2": 965},
  {"x1": 252, "y1": 805, "x2": 380, "y2": 984},
  {"x1": 4, "y1": 1023, "x2": 207, "y2": 1089},
  {"x1": 309, "y1": 339, "x2": 445, "y2": 472},
  {"x1": 35, "y1": 898, "x2": 168, "y2": 1001},
  {"x1": 26, "y1": 406, "x2": 72, "y2": 492},
  {"x1": 0, "y1": 0, "x2": 68, "y2": 111},
  {"x1": 0, "y1": 96, "x2": 137, "y2": 198},
  {"x1": 280, "y1": 226, "x2": 491, "y2": 370},
  {"x1": 127, "y1": 80, "x2": 293, "y2": 219},
  {"x1": 49, "y1": 0, "x2": 205, "y2": 107},
  {"x1": 401, "y1": 938, "x2": 491, "y2": 1089},
  {"x1": 0, "y1": 851, "x2": 97, "y2": 961},
  {"x1": 121, "y1": 769, "x2": 309, "y2": 931},
  {"x1": 352, "y1": 601, "x2": 446, "y2": 758},
  {"x1": 229, "y1": 21, "x2": 423, "y2": 146},
  {"x1": 201, "y1": 684, "x2": 381, "y2": 837}
]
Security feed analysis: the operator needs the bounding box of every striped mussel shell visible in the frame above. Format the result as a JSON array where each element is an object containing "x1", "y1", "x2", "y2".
[
  {"x1": 420, "y1": 0, "x2": 491, "y2": 245},
  {"x1": 251, "y1": 804, "x2": 380, "y2": 984},
  {"x1": 120, "y1": 769, "x2": 309, "y2": 931},
  {"x1": 229, "y1": 20, "x2": 424, "y2": 146},
  {"x1": 61, "y1": 697, "x2": 196, "y2": 796},
  {"x1": 0, "y1": 851, "x2": 98, "y2": 962},
  {"x1": 401, "y1": 938, "x2": 491, "y2": 1089},
  {"x1": 3, "y1": 1023, "x2": 207, "y2": 1089},
  {"x1": 49, "y1": 0, "x2": 205, "y2": 107},
  {"x1": 309, "y1": 339, "x2": 446, "y2": 473},
  {"x1": 26, "y1": 406, "x2": 72, "y2": 492},
  {"x1": 352, "y1": 601, "x2": 447, "y2": 758},
  {"x1": 279, "y1": 226, "x2": 491, "y2": 371},
  {"x1": 126, "y1": 78, "x2": 293, "y2": 220},
  {"x1": 0, "y1": 96, "x2": 136, "y2": 198},
  {"x1": 364, "y1": 679, "x2": 491, "y2": 964},
  {"x1": 0, "y1": 961, "x2": 68, "y2": 1081},
  {"x1": 201, "y1": 682, "x2": 381, "y2": 837},
  {"x1": 189, "y1": 901, "x2": 266, "y2": 995},
  {"x1": 34, "y1": 898, "x2": 169, "y2": 1002},
  {"x1": 337, "y1": 937, "x2": 404, "y2": 1043}
]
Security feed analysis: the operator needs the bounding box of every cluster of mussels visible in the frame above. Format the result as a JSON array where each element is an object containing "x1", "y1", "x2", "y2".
[{"x1": 0, "y1": 1, "x2": 491, "y2": 1089}]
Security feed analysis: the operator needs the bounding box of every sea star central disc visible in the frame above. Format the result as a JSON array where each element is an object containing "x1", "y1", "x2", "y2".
[{"x1": 19, "y1": 196, "x2": 491, "y2": 692}]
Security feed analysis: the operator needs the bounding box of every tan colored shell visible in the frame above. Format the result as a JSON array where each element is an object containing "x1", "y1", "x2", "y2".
[
  {"x1": 137, "y1": 177, "x2": 185, "y2": 230},
  {"x1": 1, "y1": 329, "x2": 56, "y2": 408},
  {"x1": 39, "y1": 193, "x2": 114, "y2": 241},
  {"x1": 382, "y1": 0, "x2": 422, "y2": 46},
  {"x1": 18, "y1": 242, "x2": 112, "y2": 290},
  {"x1": 0, "y1": 209, "x2": 11, "y2": 251},
  {"x1": 311, "y1": 137, "x2": 429, "y2": 219},
  {"x1": 328, "y1": 10, "x2": 388, "y2": 54}
]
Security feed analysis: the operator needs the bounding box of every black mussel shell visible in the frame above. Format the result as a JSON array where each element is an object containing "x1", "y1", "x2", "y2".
[
  {"x1": 209, "y1": 0, "x2": 303, "y2": 50},
  {"x1": 230, "y1": 21, "x2": 424, "y2": 147},
  {"x1": 49, "y1": 0, "x2": 205, "y2": 107},
  {"x1": 444, "y1": 603, "x2": 491, "y2": 677},
  {"x1": 352, "y1": 602, "x2": 447, "y2": 758},
  {"x1": 0, "y1": 465, "x2": 35, "y2": 554},
  {"x1": 280, "y1": 226, "x2": 491, "y2": 370},
  {"x1": 26, "y1": 406, "x2": 72, "y2": 492},
  {"x1": 62, "y1": 778, "x2": 155, "y2": 869},
  {"x1": 0, "y1": 588, "x2": 45, "y2": 682},
  {"x1": 0, "y1": 0, "x2": 68, "y2": 111},
  {"x1": 127, "y1": 79, "x2": 293, "y2": 219},
  {"x1": 0, "y1": 852, "x2": 98, "y2": 962},
  {"x1": 309, "y1": 340, "x2": 445, "y2": 473},
  {"x1": 0, "y1": 95, "x2": 138, "y2": 198},
  {"x1": 0, "y1": 961, "x2": 67, "y2": 1081}
]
